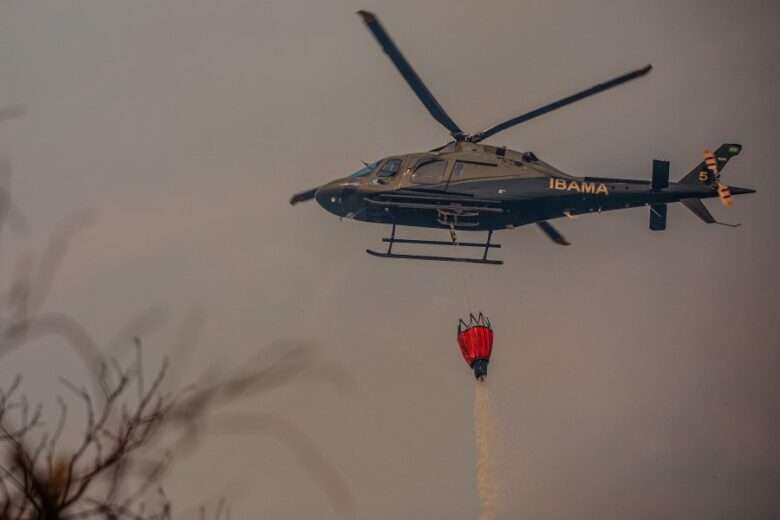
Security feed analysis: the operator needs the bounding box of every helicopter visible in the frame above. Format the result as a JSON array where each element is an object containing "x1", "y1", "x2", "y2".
[{"x1": 290, "y1": 11, "x2": 755, "y2": 265}]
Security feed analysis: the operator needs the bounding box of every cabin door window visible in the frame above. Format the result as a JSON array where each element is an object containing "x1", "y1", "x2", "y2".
[{"x1": 411, "y1": 158, "x2": 447, "y2": 185}]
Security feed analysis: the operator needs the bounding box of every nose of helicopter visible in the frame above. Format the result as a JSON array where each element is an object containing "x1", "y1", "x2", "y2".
[{"x1": 315, "y1": 183, "x2": 348, "y2": 216}]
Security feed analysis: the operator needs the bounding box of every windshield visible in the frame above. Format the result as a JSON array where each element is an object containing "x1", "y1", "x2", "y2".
[{"x1": 350, "y1": 161, "x2": 378, "y2": 177}]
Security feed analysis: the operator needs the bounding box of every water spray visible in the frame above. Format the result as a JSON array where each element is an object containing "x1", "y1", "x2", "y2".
[{"x1": 458, "y1": 313, "x2": 500, "y2": 519}]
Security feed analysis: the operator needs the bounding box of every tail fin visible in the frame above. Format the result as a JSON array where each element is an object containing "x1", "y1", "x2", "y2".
[
  {"x1": 679, "y1": 143, "x2": 742, "y2": 185},
  {"x1": 681, "y1": 198, "x2": 741, "y2": 227},
  {"x1": 652, "y1": 159, "x2": 669, "y2": 190},
  {"x1": 649, "y1": 160, "x2": 669, "y2": 230},
  {"x1": 649, "y1": 203, "x2": 667, "y2": 231},
  {"x1": 681, "y1": 198, "x2": 715, "y2": 223}
]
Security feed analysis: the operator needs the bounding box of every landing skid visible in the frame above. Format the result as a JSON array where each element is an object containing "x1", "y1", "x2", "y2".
[{"x1": 366, "y1": 225, "x2": 503, "y2": 265}]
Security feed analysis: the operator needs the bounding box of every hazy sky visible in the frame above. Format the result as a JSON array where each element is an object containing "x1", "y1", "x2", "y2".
[{"x1": 1, "y1": 1, "x2": 779, "y2": 518}]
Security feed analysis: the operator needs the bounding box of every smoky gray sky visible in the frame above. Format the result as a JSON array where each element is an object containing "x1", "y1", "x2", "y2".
[{"x1": 1, "y1": 0, "x2": 779, "y2": 518}]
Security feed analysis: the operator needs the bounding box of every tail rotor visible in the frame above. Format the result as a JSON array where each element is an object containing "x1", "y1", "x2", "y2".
[
  {"x1": 678, "y1": 144, "x2": 754, "y2": 227},
  {"x1": 702, "y1": 148, "x2": 733, "y2": 207}
]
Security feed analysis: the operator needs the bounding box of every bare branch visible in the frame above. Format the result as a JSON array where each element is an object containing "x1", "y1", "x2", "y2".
[
  {"x1": 1, "y1": 181, "x2": 355, "y2": 517},
  {"x1": 211, "y1": 412, "x2": 356, "y2": 520}
]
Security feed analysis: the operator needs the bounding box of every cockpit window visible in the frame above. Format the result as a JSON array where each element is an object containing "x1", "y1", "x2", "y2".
[
  {"x1": 350, "y1": 161, "x2": 378, "y2": 177},
  {"x1": 377, "y1": 158, "x2": 402, "y2": 178},
  {"x1": 411, "y1": 158, "x2": 447, "y2": 184}
]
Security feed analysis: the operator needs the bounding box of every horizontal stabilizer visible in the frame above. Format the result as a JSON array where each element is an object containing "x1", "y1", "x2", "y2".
[
  {"x1": 681, "y1": 198, "x2": 716, "y2": 224},
  {"x1": 650, "y1": 203, "x2": 667, "y2": 231},
  {"x1": 652, "y1": 160, "x2": 669, "y2": 190}
]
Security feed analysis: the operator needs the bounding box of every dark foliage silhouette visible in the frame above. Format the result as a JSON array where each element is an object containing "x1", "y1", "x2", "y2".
[{"x1": 0, "y1": 156, "x2": 355, "y2": 519}]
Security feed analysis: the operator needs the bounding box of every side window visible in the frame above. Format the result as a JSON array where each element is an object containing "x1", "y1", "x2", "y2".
[
  {"x1": 412, "y1": 159, "x2": 447, "y2": 184},
  {"x1": 377, "y1": 159, "x2": 402, "y2": 178},
  {"x1": 449, "y1": 161, "x2": 498, "y2": 182},
  {"x1": 451, "y1": 162, "x2": 465, "y2": 181}
]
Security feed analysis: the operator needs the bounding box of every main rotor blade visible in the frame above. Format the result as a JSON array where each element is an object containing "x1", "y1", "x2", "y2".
[
  {"x1": 289, "y1": 188, "x2": 318, "y2": 206},
  {"x1": 357, "y1": 11, "x2": 464, "y2": 139},
  {"x1": 471, "y1": 64, "x2": 652, "y2": 143},
  {"x1": 429, "y1": 140, "x2": 454, "y2": 153},
  {"x1": 536, "y1": 221, "x2": 570, "y2": 246}
]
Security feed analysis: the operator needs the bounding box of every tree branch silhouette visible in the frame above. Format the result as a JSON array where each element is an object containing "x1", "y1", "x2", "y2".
[{"x1": 0, "y1": 163, "x2": 356, "y2": 519}]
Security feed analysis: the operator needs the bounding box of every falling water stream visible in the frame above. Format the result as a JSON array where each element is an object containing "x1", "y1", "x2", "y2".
[{"x1": 474, "y1": 382, "x2": 499, "y2": 520}]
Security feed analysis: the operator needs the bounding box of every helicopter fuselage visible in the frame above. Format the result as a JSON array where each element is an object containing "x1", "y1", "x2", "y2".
[{"x1": 313, "y1": 142, "x2": 744, "y2": 232}]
